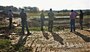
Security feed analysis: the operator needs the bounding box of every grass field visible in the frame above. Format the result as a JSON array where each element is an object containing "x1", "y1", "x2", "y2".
[{"x1": 27, "y1": 12, "x2": 72, "y2": 16}]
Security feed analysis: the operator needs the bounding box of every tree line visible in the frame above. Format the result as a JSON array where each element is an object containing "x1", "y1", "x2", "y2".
[
  {"x1": 0, "y1": 6, "x2": 90, "y2": 15},
  {"x1": 0, "y1": 6, "x2": 39, "y2": 13}
]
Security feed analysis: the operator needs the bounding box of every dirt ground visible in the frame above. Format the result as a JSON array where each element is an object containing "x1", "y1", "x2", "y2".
[{"x1": 9, "y1": 29, "x2": 90, "y2": 52}]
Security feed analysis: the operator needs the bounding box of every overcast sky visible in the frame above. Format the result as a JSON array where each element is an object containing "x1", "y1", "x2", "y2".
[{"x1": 0, "y1": 0, "x2": 90, "y2": 10}]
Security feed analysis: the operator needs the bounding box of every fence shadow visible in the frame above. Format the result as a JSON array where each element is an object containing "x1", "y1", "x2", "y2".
[
  {"x1": 51, "y1": 32, "x2": 64, "y2": 45},
  {"x1": 74, "y1": 31, "x2": 90, "y2": 42}
]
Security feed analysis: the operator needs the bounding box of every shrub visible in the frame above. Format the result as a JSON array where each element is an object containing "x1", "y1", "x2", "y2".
[{"x1": 0, "y1": 39, "x2": 11, "y2": 49}]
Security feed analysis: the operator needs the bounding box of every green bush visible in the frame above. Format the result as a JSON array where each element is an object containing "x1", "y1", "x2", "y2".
[
  {"x1": 0, "y1": 39, "x2": 11, "y2": 49},
  {"x1": 18, "y1": 46, "x2": 32, "y2": 52}
]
